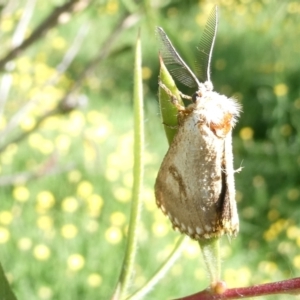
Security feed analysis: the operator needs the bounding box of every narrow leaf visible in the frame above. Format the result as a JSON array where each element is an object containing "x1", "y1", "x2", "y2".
[
  {"x1": 158, "y1": 56, "x2": 183, "y2": 144},
  {"x1": 115, "y1": 29, "x2": 144, "y2": 300},
  {"x1": 0, "y1": 262, "x2": 18, "y2": 300}
]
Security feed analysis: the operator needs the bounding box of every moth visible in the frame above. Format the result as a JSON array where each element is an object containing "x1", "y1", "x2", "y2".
[{"x1": 155, "y1": 6, "x2": 241, "y2": 240}]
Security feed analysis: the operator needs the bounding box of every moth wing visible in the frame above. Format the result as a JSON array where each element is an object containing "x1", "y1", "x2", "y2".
[
  {"x1": 155, "y1": 114, "x2": 227, "y2": 239},
  {"x1": 220, "y1": 132, "x2": 239, "y2": 236}
]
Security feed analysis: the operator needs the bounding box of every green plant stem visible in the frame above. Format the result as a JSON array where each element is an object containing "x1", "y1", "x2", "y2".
[
  {"x1": 126, "y1": 236, "x2": 188, "y2": 300},
  {"x1": 198, "y1": 238, "x2": 220, "y2": 286},
  {"x1": 116, "y1": 30, "x2": 144, "y2": 300}
]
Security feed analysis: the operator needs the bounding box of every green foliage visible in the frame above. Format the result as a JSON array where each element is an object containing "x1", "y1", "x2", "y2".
[
  {"x1": 0, "y1": 1, "x2": 300, "y2": 300},
  {"x1": 0, "y1": 262, "x2": 17, "y2": 300},
  {"x1": 158, "y1": 57, "x2": 183, "y2": 144}
]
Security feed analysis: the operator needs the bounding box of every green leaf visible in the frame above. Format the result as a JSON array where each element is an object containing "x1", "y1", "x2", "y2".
[
  {"x1": 158, "y1": 56, "x2": 183, "y2": 145},
  {"x1": 0, "y1": 262, "x2": 18, "y2": 300}
]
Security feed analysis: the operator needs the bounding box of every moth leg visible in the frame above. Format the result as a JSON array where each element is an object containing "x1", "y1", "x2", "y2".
[
  {"x1": 162, "y1": 122, "x2": 178, "y2": 129},
  {"x1": 221, "y1": 165, "x2": 243, "y2": 174},
  {"x1": 234, "y1": 167, "x2": 243, "y2": 173},
  {"x1": 179, "y1": 91, "x2": 192, "y2": 101},
  {"x1": 234, "y1": 160, "x2": 244, "y2": 173},
  {"x1": 158, "y1": 81, "x2": 185, "y2": 111}
]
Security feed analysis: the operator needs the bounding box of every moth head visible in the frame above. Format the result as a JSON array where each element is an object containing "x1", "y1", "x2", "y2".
[
  {"x1": 193, "y1": 81, "x2": 214, "y2": 101},
  {"x1": 204, "y1": 81, "x2": 213, "y2": 91},
  {"x1": 193, "y1": 92, "x2": 241, "y2": 137}
]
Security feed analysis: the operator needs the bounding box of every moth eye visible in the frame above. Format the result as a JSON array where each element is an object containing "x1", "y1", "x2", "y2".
[{"x1": 192, "y1": 93, "x2": 198, "y2": 103}]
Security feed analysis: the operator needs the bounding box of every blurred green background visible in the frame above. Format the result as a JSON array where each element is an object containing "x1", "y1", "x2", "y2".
[{"x1": 0, "y1": 0, "x2": 300, "y2": 299}]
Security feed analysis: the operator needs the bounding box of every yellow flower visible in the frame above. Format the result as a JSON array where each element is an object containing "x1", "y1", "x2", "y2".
[
  {"x1": 110, "y1": 212, "x2": 126, "y2": 226},
  {"x1": 113, "y1": 187, "x2": 131, "y2": 203},
  {"x1": 61, "y1": 224, "x2": 78, "y2": 239},
  {"x1": 0, "y1": 211, "x2": 13, "y2": 225},
  {"x1": 18, "y1": 237, "x2": 32, "y2": 251},
  {"x1": 51, "y1": 36, "x2": 66, "y2": 50},
  {"x1": 105, "y1": 227, "x2": 122, "y2": 244},
  {"x1": 86, "y1": 194, "x2": 103, "y2": 217},
  {"x1": 67, "y1": 170, "x2": 82, "y2": 183},
  {"x1": 87, "y1": 273, "x2": 102, "y2": 287},
  {"x1": 66, "y1": 111, "x2": 86, "y2": 135},
  {"x1": 240, "y1": 127, "x2": 254, "y2": 141},
  {"x1": 85, "y1": 220, "x2": 99, "y2": 233},
  {"x1": 61, "y1": 197, "x2": 79, "y2": 213},
  {"x1": 1, "y1": 18, "x2": 13, "y2": 32},
  {"x1": 0, "y1": 115, "x2": 6, "y2": 130},
  {"x1": 183, "y1": 241, "x2": 200, "y2": 259},
  {"x1": 28, "y1": 133, "x2": 44, "y2": 149},
  {"x1": 16, "y1": 56, "x2": 31, "y2": 72},
  {"x1": 293, "y1": 255, "x2": 300, "y2": 269},
  {"x1": 152, "y1": 222, "x2": 169, "y2": 237},
  {"x1": 20, "y1": 116, "x2": 36, "y2": 131},
  {"x1": 13, "y1": 185, "x2": 30, "y2": 202},
  {"x1": 33, "y1": 244, "x2": 51, "y2": 260},
  {"x1": 106, "y1": 0, "x2": 119, "y2": 14},
  {"x1": 38, "y1": 286, "x2": 53, "y2": 300},
  {"x1": 37, "y1": 216, "x2": 53, "y2": 231},
  {"x1": 39, "y1": 139, "x2": 54, "y2": 155},
  {"x1": 55, "y1": 134, "x2": 71, "y2": 153},
  {"x1": 77, "y1": 181, "x2": 93, "y2": 198},
  {"x1": 274, "y1": 83, "x2": 288, "y2": 97},
  {"x1": 142, "y1": 67, "x2": 152, "y2": 80},
  {"x1": 67, "y1": 254, "x2": 85, "y2": 271},
  {"x1": 36, "y1": 191, "x2": 55, "y2": 212},
  {"x1": 0, "y1": 227, "x2": 10, "y2": 243}
]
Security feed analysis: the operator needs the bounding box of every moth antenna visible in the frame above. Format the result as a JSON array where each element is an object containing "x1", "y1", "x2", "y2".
[
  {"x1": 195, "y1": 6, "x2": 219, "y2": 83},
  {"x1": 156, "y1": 27, "x2": 201, "y2": 88}
]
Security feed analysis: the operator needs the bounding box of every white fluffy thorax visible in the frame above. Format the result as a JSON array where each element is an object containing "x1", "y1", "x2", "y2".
[{"x1": 190, "y1": 82, "x2": 241, "y2": 127}]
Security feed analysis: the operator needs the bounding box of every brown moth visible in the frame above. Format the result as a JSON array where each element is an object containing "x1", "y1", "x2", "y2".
[{"x1": 155, "y1": 7, "x2": 241, "y2": 239}]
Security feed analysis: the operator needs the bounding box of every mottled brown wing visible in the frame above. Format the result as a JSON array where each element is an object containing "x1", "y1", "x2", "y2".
[
  {"x1": 155, "y1": 112, "x2": 237, "y2": 239},
  {"x1": 220, "y1": 132, "x2": 239, "y2": 236}
]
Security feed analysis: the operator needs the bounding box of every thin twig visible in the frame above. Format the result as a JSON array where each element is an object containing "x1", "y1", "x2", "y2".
[
  {"x1": 0, "y1": 0, "x2": 36, "y2": 115},
  {"x1": 0, "y1": 108, "x2": 59, "y2": 153},
  {"x1": 0, "y1": 12, "x2": 140, "y2": 153},
  {"x1": 69, "y1": 12, "x2": 140, "y2": 93},
  {"x1": 0, "y1": 159, "x2": 75, "y2": 186},
  {"x1": 0, "y1": 24, "x2": 89, "y2": 147},
  {"x1": 0, "y1": 0, "x2": 90, "y2": 71},
  {"x1": 12, "y1": 0, "x2": 37, "y2": 48},
  {"x1": 127, "y1": 236, "x2": 188, "y2": 300}
]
